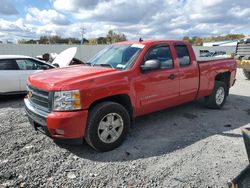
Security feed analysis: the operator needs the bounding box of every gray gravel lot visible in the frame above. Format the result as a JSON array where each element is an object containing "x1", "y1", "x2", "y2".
[{"x1": 0, "y1": 69, "x2": 250, "y2": 188}]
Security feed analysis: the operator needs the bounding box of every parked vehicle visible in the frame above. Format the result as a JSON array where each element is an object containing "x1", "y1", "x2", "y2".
[
  {"x1": 235, "y1": 37, "x2": 250, "y2": 79},
  {"x1": 24, "y1": 40, "x2": 236, "y2": 151},
  {"x1": 199, "y1": 49, "x2": 210, "y2": 57},
  {"x1": 213, "y1": 51, "x2": 228, "y2": 58},
  {"x1": 200, "y1": 50, "x2": 227, "y2": 58},
  {"x1": 0, "y1": 55, "x2": 54, "y2": 94}
]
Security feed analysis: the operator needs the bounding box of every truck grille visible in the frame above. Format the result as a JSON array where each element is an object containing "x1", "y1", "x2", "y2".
[{"x1": 27, "y1": 85, "x2": 51, "y2": 112}]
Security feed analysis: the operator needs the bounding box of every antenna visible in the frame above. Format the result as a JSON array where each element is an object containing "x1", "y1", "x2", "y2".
[{"x1": 139, "y1": 37, "x2": 143, "y2": 42}]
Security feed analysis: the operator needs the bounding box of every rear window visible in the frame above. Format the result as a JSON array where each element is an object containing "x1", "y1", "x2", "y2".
[
  {"x1": 0, "y1": 59, "x2": 20, "y2": 70},
  {"x1": 174, "y1": 45, "x2": 191, "y2": 67}
]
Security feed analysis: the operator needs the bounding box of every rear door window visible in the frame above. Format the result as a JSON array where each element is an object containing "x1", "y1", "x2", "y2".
[
  {"x1": 0, "y1": 59, "x2": 20, "y2": 70},
  {"x1": 174, "y1": 45, "x2": 191, "y2": 67}
]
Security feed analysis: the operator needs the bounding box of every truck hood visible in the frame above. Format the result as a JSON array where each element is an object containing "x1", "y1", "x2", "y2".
[{"x1": 28, "y1": 66, "x2": 117, "y2": 90}]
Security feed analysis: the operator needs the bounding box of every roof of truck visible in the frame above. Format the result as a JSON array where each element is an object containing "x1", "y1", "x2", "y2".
[{"x1": 116, "y1": 40, "x2": 189, "y2": 45}]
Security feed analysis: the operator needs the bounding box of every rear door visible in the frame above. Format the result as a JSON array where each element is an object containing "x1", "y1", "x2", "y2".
[
  {"x1": 135, "y1": 44, "x2": 180, "y2": 115},
  {"x1": 0, "y1": 59, "x2": 20, "y2": 93},
  {"x1": 174, "y1": 44, "x2": 199, "y2": 102}
]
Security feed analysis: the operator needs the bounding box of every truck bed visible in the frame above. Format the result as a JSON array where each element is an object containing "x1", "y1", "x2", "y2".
[{"x1": 196, "y1": 58, "x2": 236, "y2": 98}]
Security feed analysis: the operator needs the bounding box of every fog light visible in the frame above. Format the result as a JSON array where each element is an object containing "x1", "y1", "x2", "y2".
[{"x1": 55, "y1": 129, "x2": 64, "y2": 135}]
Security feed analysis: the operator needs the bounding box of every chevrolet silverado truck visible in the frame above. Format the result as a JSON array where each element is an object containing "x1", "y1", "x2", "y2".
[{"x1": 24, "y1": 40, "x2": 236, "y2": 151}]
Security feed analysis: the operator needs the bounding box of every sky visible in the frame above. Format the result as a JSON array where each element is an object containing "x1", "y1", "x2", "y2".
[{"x1": 0, "y1": 0, "x2": 249, "y2": 43}]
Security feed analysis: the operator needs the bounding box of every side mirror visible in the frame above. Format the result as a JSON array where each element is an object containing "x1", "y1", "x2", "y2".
[{"x1": 140, "y1": 59, "x2": 160, "y2": 71}]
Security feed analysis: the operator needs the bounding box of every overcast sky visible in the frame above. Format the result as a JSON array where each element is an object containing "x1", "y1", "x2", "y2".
[{"x1": 0, "y1": 0, "x2": 249, "y2": 42}]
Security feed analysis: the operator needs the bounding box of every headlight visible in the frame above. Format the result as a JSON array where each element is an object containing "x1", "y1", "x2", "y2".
[{"x1": 53, "y1": 90, "x2": 82, "y2": 111}]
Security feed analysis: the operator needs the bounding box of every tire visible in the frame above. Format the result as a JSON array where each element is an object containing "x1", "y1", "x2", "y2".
[
  {"x1": 85, "y1": 102, "x2": 130, "y2": 151},
  {"x1": 243, "y1": 69, "x2": 250, "y2": 80},
  {"x1": 205, "y1": 81, "x2": 227, "y2": 109}
]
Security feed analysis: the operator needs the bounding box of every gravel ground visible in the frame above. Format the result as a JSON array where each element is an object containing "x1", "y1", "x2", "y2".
[{"x1": 0, "y1": 69, "x2": 250, "y2": 188}]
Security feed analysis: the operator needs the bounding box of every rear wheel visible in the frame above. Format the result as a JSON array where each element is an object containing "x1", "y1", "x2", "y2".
[
  {"x1": 205, "y1": 81, "x2": 227, "y2": 109},
  {"x1": 85, "y1": 102, "x2": 130, "y2": 151},
  {"x1": 243, "y1": 69, "x2": 250, "y2": 80}
]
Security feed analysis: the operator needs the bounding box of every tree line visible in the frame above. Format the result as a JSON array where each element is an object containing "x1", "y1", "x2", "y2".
[
  {"x1": 18, "y1": 30, "x2": 127, "y2": 45},
  {"x1": 183, "y1": 34, "x2": 245, "y2": 46},
  {"x1": 18, "y1": 32, "x2": 246, "y2": 46}
]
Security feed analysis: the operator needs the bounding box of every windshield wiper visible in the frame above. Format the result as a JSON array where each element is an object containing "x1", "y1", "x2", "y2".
[
  {"x1": 93, "y1": 63, "x2": 113, "y2": 68},
  {"x1": 83, "y1": 62, "x2": 92, "y2": 66}
]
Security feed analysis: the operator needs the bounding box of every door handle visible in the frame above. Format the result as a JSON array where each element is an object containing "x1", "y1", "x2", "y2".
[{"x1": 168, "y1": 74, "x2": 176, "y2": 80}]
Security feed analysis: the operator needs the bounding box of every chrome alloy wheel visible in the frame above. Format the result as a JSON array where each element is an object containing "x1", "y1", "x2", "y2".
[
  {"x1": 215, "y1": 87, "x2": 225, "y2": 105},
  {"x1": 97, "y1": 113, "x2": 124, "y2": 144}
]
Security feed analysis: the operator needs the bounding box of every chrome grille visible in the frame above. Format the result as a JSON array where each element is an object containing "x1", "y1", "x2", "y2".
[{"x1": 27, "y1": 85, "x2": 51, "y2": 112}]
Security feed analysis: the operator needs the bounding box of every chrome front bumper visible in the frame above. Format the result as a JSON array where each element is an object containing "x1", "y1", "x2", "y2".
[{"x1": 24, "y1": 98, "x2": 48, "y2": 127}]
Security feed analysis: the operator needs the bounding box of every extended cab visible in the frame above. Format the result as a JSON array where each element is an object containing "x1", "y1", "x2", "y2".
[{"x1": 24, "y1": 40, "x2": 236, "y2": 151}]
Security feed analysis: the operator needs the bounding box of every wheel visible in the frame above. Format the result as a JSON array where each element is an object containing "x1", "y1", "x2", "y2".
[
  {"x1": 85, "y1": 102, "x2": 130, "y2": 151},
  {"x1": 205, "y1": 81, "x2": 227, "y2": 109},
  {"x1": 243, "y1": 69, "x2": 250, "y2": 80}
]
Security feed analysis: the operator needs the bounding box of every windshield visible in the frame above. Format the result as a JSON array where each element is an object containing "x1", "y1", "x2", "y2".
[{"x1": 87, "y1": 44, "x2": 144, "y2": 70}]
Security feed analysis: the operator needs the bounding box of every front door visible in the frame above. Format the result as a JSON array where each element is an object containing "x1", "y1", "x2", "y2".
[{"x1": 135, "y1": 44, "x2": 180, "y2": 116}]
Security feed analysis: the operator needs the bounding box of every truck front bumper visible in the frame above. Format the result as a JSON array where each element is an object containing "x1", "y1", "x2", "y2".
[{"x1": 24, "y1": 98, "x2": 88, "y2": 141}]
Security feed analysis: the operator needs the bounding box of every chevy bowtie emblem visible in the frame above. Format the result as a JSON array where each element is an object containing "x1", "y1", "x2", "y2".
[{"x1": 28, "y1": 91, "x2": 33, "y2": 98}]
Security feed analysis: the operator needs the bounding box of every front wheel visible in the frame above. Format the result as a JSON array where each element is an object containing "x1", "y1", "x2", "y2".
[
  {"x1": 85, "y1": 102, "x2": 130, "y2": 151},
  {"x1": 243, "y1": 69, "x2": 250, "y2": 80},
  {"x1": 205, "y1": 81, "x2": 227, "y2": 109}
]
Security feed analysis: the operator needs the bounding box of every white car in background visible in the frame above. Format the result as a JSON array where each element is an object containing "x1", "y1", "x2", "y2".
[{"x1": 0, "y1": 55, "x2": 54, "y2": 94}]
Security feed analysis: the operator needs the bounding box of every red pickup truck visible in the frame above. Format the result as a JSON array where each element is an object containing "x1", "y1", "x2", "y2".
[{"x1": 24, "y1": 40, "x2": 236, "y2": 151}]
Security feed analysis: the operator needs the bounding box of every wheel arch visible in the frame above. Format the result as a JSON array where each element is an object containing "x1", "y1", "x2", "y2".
[
  {"x1": 215, "y1": 71, "x2": 231, "y2": 95},
  {"x1": 88, "y1": 94, "x2": 134, "y2": 121}
]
